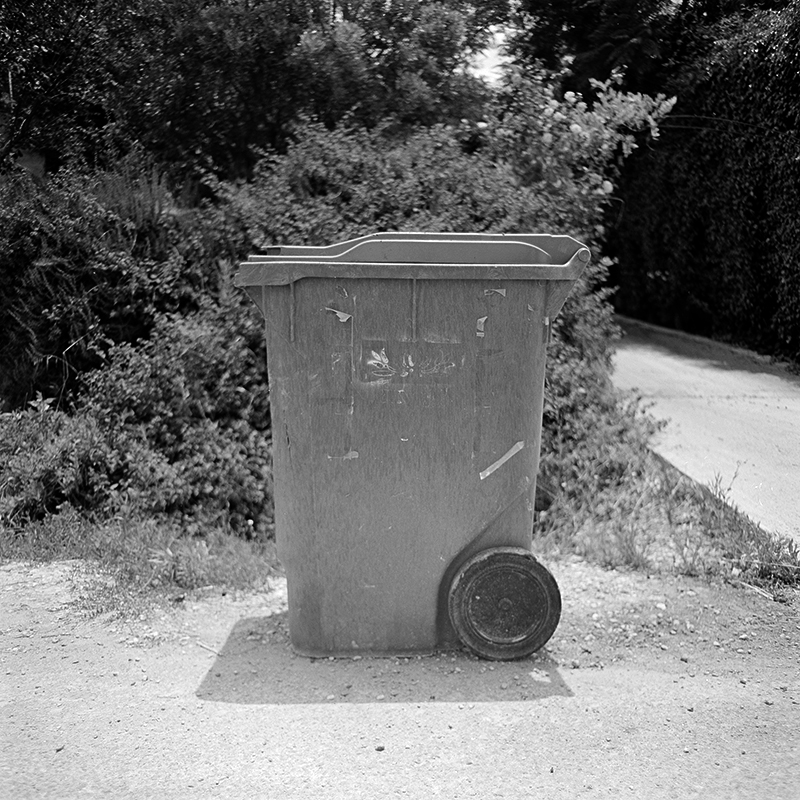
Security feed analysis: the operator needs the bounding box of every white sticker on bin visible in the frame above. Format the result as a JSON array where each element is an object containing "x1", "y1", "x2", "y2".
[
  {"x1": 479, "y1": 441, "x2": 525, "y2": 480},
  {"x1": 325, "y1": 307, "x2": 353, "y2": 323}
]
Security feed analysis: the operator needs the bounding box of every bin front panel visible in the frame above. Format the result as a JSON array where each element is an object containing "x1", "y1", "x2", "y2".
[{"x1": 263, "y1": 274, "x2": 551, "y2": 655}]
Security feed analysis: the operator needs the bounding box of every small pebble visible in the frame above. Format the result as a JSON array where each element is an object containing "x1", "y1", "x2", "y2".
[{"x1": 376, "y1": 745, "x2": 385, "y2": 752}]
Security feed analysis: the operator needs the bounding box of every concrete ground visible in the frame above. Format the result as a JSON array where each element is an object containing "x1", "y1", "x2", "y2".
[
  {"x1": 2, "y1": 561, "x2": 799, "y2": 800},
  {"x1": 612, "y1": 317, "x2": 800, "y2": 545}
]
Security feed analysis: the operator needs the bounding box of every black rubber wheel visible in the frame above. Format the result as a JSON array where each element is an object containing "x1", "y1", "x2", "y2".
[{"x1": 448, "y1": 547, "x2": 561, "y2": 661}]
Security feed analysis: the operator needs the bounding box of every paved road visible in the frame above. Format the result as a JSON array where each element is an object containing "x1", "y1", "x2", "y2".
[{"x1": 612, "y1": 317, "x2": 800, "y2": 544}]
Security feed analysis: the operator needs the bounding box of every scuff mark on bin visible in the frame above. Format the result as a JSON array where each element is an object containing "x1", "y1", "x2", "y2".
[
  {"x1": 328, "y1": 449, "x2": 359, "y2": 461},
  {"x1": 325, "y1": 307, "x2": 353, "y2": 323},
  {"x1": 476, "y1": 316, "x2": 488, "y2": 338},
  {"x1": 480, "y1": 441, "x2": 525, "y2": 480},
  {"x1": 484, "y1": 288, "x2": 507, "y2": 297}
]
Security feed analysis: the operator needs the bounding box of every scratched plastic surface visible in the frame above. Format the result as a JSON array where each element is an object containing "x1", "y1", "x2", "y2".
[{"x1": 235, "y1": 233, "x2": 589, "y2": 656}]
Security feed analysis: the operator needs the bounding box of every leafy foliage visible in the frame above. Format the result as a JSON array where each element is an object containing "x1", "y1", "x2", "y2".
[
  {"x1": 102, "y1": 0, "x2": 317, "y2": 180},
  {"x1": 0, "y1": 0, "x2": 114, "y2": 166},
  {"x1": 508, "y1": 0, "x2": 787, "y2": 96},
  {"x1": 1, "y1": 303, "x2": 272, "y2": 537},
  {"x1": 219, "y1": 72, "x2": 674, "y2": 247},
  {"x1": 81, "y1": 302, "x2": 273, "y2": 536},
  {"x1": 0, "y1": 396, "x2": 117, "y2": 525},
  {"x1": 0, "y1": 153, "x2": 247, "y2": 408},
  {"x1": 1, "y1": 0, "x2": 688, "y2": 589},
  {"x1": 1, "y1": 0, "x2": 504, "y2": 181},
  {"x1": 611, "y1": 2, "x2": 800, "y2": 360},
  {"x1": 291, "y1": 2, "x2": 493, "y2": 129}
]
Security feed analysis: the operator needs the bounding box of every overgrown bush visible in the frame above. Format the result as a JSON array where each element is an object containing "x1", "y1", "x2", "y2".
[
  {"x1": 81, "y1": 301, "x2": 272, "y2": 536},
  {"x1": 217, "y1": 72, "x2": 675, "y2": 249},
  {"x1": 1, "y1": 300, "x2": 272, "y2": 539},
  {"x1": 0, "y1": 155, "x2": 247, "y2": 410},
  {"x1": 0, "y1": 395, "x2": 118, "y2": 525}
]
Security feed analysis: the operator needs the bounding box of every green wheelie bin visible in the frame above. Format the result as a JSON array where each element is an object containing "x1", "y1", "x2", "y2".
[{"x1": 235, "y1": 232, "x2": 589, "y2": 659}]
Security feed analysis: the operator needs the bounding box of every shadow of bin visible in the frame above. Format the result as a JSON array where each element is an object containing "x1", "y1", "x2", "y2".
[{"x1": 235, "y1": 233, "x2": 589, "y2": 660}]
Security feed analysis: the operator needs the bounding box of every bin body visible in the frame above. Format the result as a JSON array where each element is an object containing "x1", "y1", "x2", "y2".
[{"x1": 236, "y1": 234, "x2": 588, "y2": 656}]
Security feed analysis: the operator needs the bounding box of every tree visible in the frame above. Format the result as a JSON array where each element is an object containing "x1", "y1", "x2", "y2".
[
  {"x1": 104, "y1": 0, "x2": 317, "y2": 180},
  {"x1": 1, "y1": 0, "x2": 319, "y2": 180},
  {"x1": 610, "y1": 1, "x2": 800, "y2": 359},
  {"x1": 508, "y1": 0, "x2": 792, "y2": 97},
  {"x1": 0, "y1": 0, "x2": 116, "y2": 168},
  {"x1": 291, "y1": 1, "x2": 497, "y2": 129}
]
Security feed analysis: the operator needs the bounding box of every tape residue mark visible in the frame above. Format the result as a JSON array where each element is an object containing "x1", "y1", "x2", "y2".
[
  {"x1": 328, "y1": 449, "x2": 359, "y2": 461},
  {"x1": 480, "y1": 441, "x2": 525, "y2": 481}
]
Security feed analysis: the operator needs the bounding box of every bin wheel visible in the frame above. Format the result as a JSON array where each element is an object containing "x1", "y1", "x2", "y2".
[{"x1": 448, "y1": 547, "x2": 561, "y2": 661}]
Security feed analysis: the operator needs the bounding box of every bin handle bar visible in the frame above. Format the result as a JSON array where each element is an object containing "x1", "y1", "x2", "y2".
[
  {"x1": 235, "y1": 248, "x2": 591, "y2": 287},
  {"x1": 260, "y1": 237, "x2": 547, "y2": 263},
  {"x1": 260, "y1": 236, "x2": 552, "y2": 261},
  {"x1": 261, "y1": 231, "x2": 574, "y2": 256}
]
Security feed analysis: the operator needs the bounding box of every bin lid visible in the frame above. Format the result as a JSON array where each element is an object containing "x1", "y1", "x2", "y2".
[{"x1": 234, "y1": 234, "x2": 590, "y2": 287}]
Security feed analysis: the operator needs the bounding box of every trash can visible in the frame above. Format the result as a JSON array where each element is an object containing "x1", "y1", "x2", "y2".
[{"x1": 235, "y1": 233, "x2": 589, "y2": 660}]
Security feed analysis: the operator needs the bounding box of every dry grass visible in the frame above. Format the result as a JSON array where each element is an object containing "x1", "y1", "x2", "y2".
[
  {"x1": 0, "y1": 504, "x2": 278, "y2": 602},
  {"x1": 536, "y1": 441, "x2": 800, "y2": 595}
]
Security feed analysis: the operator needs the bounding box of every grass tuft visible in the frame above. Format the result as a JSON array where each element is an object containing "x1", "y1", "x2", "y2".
[{"x1": 0, "y1": 504, "x2": 278, "y2": 601}]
